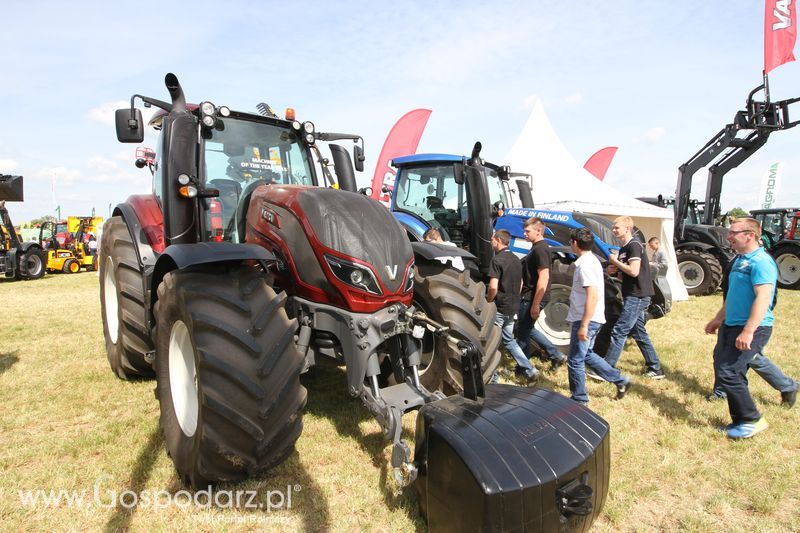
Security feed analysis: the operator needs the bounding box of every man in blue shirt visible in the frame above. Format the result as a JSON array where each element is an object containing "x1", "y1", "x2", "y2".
[{"x1": 704, "y1": 218, "x2": 781, "y2": 439}]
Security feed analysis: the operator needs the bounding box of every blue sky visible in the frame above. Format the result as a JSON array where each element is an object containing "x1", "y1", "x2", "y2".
[{"x1": 2, "y1": 1, "x2": 799, "y2": 222}]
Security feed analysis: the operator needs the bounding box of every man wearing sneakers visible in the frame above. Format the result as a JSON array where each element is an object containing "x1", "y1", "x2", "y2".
[
  {"x1": 567, "y1": 228, "x2": 630, "y2": 403},
  {"x1": 704, "y1": 218, "x2": 782, "y2": 439},
  {"x1": 604, "y1": 216, "x2": 665, "y2": 380},
  {"x1": 517, "y1": 217, "x2": 567, "y2": 372},
  {"x1": 487, "y1": 230, "x2": 539, "y2": 383}
]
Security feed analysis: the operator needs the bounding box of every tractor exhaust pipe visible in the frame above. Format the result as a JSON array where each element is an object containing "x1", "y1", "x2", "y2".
[{"x1": 164, "y1": 73, "x2": 186, "y2": 112}]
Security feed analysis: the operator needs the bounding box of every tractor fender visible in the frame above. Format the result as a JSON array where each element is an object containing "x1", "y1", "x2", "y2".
[
  {"x1": 150, "y1": 242, "x2": 275, "y2": 302},
  {"x1": 675, "y1": 240, "x2": 716, "y2": 253},
  {"x1": 19, "y1": 241, "x2": 43, "y2": 253},
  {"x1": 394, "y1": 211, "x2": 429, "y2": 241},
  {"x1": 411, "y1": 242, "x2": 477, "y2": 275},
  {"x1": 411, "y1": 241, "x2": 475, "y2": 262},
  {"x1": 112, "y1": 201, "x2": 159, "y2": 271}
]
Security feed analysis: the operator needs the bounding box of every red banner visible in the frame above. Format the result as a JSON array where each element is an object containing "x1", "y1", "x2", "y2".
[
  {"x1": 370, "y1": 109, "x2": 431, "y2": 205},
  {"x1": 583, "y1": 147, "x2": 618, "y2": 181},
  {"x1": 765, "y1": 0, "x2": 797, "y2": 74}
]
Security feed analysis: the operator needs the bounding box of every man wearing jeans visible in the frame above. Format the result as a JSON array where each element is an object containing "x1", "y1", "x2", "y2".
[
  {"x1": 705, "y1": 218, "x2": 784, "y2": 438},
  {"x1": 516, "y1": 217, "x2": 567, "y2": 372},
  {"x1": 603, "y1": 216, "x2": 665, "y2": 379},
  {"x1": 566, "y1": 227, "x2": 630, "y2": 403},
  {"x1": 487, "y1": 230, "x2": 538, "y2": 383}
]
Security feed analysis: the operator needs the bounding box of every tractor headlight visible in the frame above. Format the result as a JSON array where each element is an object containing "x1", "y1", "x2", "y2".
[
  {"x1": 404, "y1": 263, "x2": 414, "y2": 293},
  {"x1": 177, "y1": 173, "x2": 191, "y2": 185},
  {"x1": 201, "y1": 115, "x2": 216, "y2": 127},
  {"x1": 199, "y1": 102, "x2": 215, "y2": 116},
  {"x1": 218, "y1": 106, "x2": 230, "y2": 117},
  {"x1": 305, "y1": 133, "x2": 315, "y2": 144},
  {"x1": 303, "y1": 121, "x2": 315, "y2": 134},
  {"x1": 325, "y1": 254, "x2": 382, "y2": 295},
  {"x1": 292, "y1": 120, "x2": 302, "y2": 131}
]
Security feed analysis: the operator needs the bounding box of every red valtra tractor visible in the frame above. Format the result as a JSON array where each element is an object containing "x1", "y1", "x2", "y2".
[{"x1": 101, "y1": 73, "x2": 610, "y2": 529}]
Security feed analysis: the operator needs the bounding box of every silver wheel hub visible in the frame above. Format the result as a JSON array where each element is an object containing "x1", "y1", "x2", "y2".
[
  {"x1": 103, "y1": 257, "x2": 119, "y2": 344},
  {"x1": 169, "y1": 320, "x2": 199, "y2": 437},
  {"x1": 679, "y1": 260, "x2": 705, "y2": 289},
  {"x1": 777, "y1": 252, "x2": 800, "y2": 285}
]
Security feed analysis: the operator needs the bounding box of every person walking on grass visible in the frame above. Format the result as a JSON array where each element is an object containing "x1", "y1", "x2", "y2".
[
  {"x1": 487, "y1": 230, "x2": 538, "y2": 384},
  {"x1": 517, "y1": 217, "x2": 567, "y2": 372},
  {"x1": 705, "y1": 218, "x2": 789, "y2": 439},
  {"x1": 600, "y1": 216, "x2": 665, "y2": 380},
  {"x1": 566, "y1": 227, "x2": 630, "y2": 403}
]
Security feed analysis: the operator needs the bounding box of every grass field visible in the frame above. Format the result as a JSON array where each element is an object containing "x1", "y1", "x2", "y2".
[{"x1": 1, "y1": 272, "x2": 799, "y2": 532}]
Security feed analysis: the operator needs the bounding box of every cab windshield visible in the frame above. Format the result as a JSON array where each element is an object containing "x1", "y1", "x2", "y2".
[{"x1": 202, "y1": 116, "x2": 315, "y2": 240}]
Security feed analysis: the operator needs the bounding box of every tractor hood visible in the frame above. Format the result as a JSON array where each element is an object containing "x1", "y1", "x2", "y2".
[{"x1": 246, "y1": 185, "x2": 414, "y2": 312}]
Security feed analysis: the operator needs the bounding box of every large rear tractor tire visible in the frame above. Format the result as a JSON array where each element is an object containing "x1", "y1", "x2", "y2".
[
  {"x1": 99, "y1": 216, "x2": 155, "y2": 379},
  {"x1": 154, "y1": 267, "x2": 306, "y2": 487},
  {"x1": 412, "y1": 264, "x2": 501, "y2": 395},
  {"x1": 534, "y1": 261, "x2": 574, "y2": 354},
  {"x1": 17, "y1": 248, "x2": 46, "y2": 280},
  {"x1": 774, "y1": 245, "x2": 800, "y2": 290},
  {"x1": 676, "y1": 249, "x2": 722, "y2": 296}
]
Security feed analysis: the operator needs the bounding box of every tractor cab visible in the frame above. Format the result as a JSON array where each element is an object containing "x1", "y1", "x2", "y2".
[
  {"x1": 125, "y1": 98, "x2": 363, "y2": 248},
  {"x1": 749, "y1": 207, "x2": 800, "y2": 248}
]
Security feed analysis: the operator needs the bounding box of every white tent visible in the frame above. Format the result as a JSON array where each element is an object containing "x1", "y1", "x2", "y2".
[{"x1": 504, "y1": 100, "x2": 689, "y2": 301}]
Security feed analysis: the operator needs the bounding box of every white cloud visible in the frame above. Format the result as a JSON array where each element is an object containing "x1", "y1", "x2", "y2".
[
  {"x1": 37, "y1": 166, "x2": 82, "y2": 185},
  {"x1": 86, "y1": 101, "x2": 129, "y2": 126},
  {"x1": 86, "y1": 101, "x2": 158, "y2": 127},
  {"x1": 87, "y1": 156, "x2": 118, "y2": 173},
  {"x1": 634, "y1": 126, "x2": 666, "y2": 144},
  {"x1": 564, "y1": 92, "x2": 583, "y2": 105},
  {"x1": 0, "y1": 158, "x2": 19, "y2": 172}
]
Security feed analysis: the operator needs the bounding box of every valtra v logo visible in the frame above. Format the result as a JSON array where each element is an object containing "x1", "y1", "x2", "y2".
[
  {"x1": 773, "y1": 0, "x2": 793, "y2": 30},
  {"x1": 385, "y1": 265, "x2": 398, "y2": 281}
]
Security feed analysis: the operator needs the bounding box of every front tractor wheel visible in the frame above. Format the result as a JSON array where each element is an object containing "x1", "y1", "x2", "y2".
[
  {"x1": 99, "y1": 216, "x2": 155, "y2": 379},
  {"x1": 63, "y1": 258, "x2": 80, "y2": 274},
  {"x1": 774, "y1": 245, "x2": 800, "y2": 290},
  {"x1": 534, "y1": 261, "x2": 574, "y2": 354},
  {"x1": 412, "y1": 264, "x2": 501, "y2": 395},
  {"x1": 154, "y1": 267, "x2": 307, "y2": 487},
  {"x1": 676, "y1": 249, "x2": 722, "y2": 296}
]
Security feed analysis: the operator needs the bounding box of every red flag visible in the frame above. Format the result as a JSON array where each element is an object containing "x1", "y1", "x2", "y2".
[
  {"x1": 583, "y1": 147, "x2": 618, "y2": 181},
  {"x1": 765, "y1": 0, "x2": 797, "y2": 74},
  {"x1": 370, "y1": 109, "x2": 431, "y2": 205}
]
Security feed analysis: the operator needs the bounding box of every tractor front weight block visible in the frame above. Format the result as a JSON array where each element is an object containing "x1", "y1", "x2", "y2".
[{"x1": 414, "y1": 385, "x2": 610, "y2": 531}]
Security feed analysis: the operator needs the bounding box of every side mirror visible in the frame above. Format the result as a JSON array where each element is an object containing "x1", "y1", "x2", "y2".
[
  {"x1": 115, "y1": 108, "x2": 144, "y2": 143},
  {"x1": 353, "y1": 145, "x2": 365, "y2": 172}
]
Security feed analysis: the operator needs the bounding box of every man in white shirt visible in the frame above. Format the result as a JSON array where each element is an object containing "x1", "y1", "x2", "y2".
[{"x1": 567, "y1": 227, "x2": 631, "y2": 403}]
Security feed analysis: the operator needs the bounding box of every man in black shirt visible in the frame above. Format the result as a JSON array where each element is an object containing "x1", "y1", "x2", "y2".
[
  {"x1": 517, "y1": 217, "x2": 567, "y2": 372},
  {"x1": 603, "y1": 216, "x2": 665, "y2": 379},
  {"x1": 488, "y1": 229, "x2": 539, "y2": 382}
]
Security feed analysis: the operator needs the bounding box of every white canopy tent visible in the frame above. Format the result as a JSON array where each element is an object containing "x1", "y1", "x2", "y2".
[{"x1": 504, "y1": 100, "x2": 689, "y2": 301}]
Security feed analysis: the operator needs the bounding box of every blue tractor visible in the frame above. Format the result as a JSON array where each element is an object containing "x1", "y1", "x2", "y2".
[{"x1": 388, "y1": 144, "x2": 671, "y2": 355}]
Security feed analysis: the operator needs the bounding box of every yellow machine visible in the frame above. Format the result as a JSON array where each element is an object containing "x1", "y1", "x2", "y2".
[
  {"x1": 40, "y1": 216, "x2": 103, "y2": 272},
  {"x1": 39, "y1": 221, "x2": 84, "y2": 274}
]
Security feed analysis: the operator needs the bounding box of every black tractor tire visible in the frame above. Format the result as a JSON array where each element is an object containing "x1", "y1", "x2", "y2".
[
  {"x1": 676, "y1": 249, "x2": 722, "y2": 296},
  {"x1": 17, "y1": 248, "x2": 46, "y2": 280},
  {"x1": 99, "y1": 216, "x2": 156, "y2": 379},
  {"x1": 62, "y1": 258, "x2": 79, "y2": 274},
  {"x1": 154, "y1": 267, "x2": 306, "y2": 487},
  {"x1": 534, "y1": 261, "x2": 574, "y2": 354},
  {"x1": 412, "y1": 263, "x2": 501, "y2": 395},
  {"x1": 774, "y1": 244, "x2": 800, "y2": 290}
]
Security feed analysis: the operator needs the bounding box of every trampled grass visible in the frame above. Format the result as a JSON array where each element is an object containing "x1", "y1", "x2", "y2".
[{"x1": 0, "y1": 272, "x2": 798, "y2": 531}]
